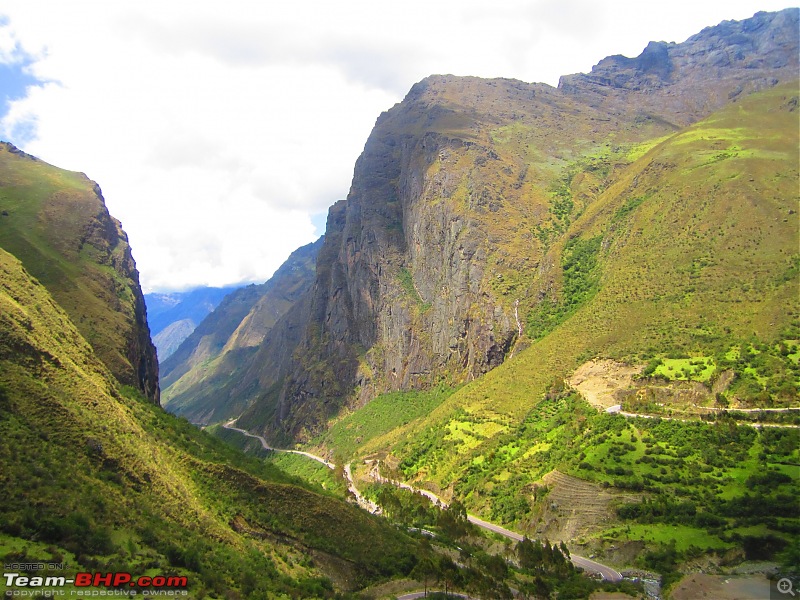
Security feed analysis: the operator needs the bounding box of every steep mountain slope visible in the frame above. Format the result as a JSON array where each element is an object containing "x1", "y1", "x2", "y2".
[
  {"x1": 152, "y1": 318, "x2": 196, "y2": 361},
  {"x1": 231, "y1": 8, "x2": 798, "y2": 443},
  {"x1": 310, "y1": 83, "x2": 799, "y2": 582},
  {"x1": 0, "y1": 243, "x2": 416, "y2": 596},
  {"x1": 145, "y1": 285, "x2": 239, "y2": 360},
  {"x1": 161, "y1": 238, "x2": 322, "y2": 424},
  {"x1": 0, "y1": 142, "x2": 159, "y2": 402},
  {"x1": 368, "y1": 79, "x2": 799, "y2": 468}
]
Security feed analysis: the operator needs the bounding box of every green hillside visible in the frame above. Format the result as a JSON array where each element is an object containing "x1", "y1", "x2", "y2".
[
  {"x1": 161, "y1": 239, "x2": 321, "y2": 426},
  {"x1": 0, "y1": 143, "x2": 159, "y2": 402},
  {"x1": 0, "y1": 246, "x2": 418, "y2": 597}
]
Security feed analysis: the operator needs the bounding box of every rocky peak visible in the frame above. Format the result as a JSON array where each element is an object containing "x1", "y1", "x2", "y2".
[
  {"x1": 0, "y1": 143, "x2": 160, "y2": 404},
  {"x1": 558, "y1": 8, "x2": 798, "y2": 123}
]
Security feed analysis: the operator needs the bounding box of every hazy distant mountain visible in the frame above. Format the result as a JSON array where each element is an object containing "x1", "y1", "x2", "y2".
[
  {"x1": 161, "y1": 238, "x2": 322, "y2": 424},
  {"x1": 145, "y1": 285, "x2": 239, "y2": 360}
]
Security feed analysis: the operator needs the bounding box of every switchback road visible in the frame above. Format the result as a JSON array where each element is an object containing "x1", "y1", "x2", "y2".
[{"x1": 222, "y1": 420, "x2": 378, "y2": 511}]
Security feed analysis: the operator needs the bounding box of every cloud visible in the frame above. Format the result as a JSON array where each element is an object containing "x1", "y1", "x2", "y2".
[{"x1": 0, "y1": 0, "x2": 795, "y2": 291}]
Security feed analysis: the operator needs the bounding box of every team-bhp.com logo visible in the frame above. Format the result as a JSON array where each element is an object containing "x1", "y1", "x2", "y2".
[{"x1": 4, "y1": 571, "x2": 188, "y2": 596}]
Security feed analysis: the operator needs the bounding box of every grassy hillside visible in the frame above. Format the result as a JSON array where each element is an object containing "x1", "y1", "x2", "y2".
[
  {"x1": 0, "y1": 248, "x2": 417, "y2": 597},
  {"x1": 311, "y1": 84, "x2": 800, "y2": 580},
  {"x1": 0, "y1": 142, "x2": 158, "y2": 401}
]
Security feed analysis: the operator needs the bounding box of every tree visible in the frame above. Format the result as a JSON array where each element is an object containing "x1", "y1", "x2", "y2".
[
  {"x1": 438, "y1": 557, "x2": 461, "y2": 597},
  {"x1": 517, "y1": 537, "x2": 543, "y2": 571},
  {"x1": 559, "y1": 541, "x2": 571, "y2": 559},
  {"x1": 411, "y1": 556, "x2": 439, "y2": 596}
]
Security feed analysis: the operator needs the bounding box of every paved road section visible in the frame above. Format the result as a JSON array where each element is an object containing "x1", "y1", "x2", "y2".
[
  {"x1": 223, "y1": 421, "x2": 623, "y2": 582},
  {"x1": 222, "y1": 420, "x2": 377, "y2": 511},
  {"x1": 397, "y1": 592, "x2": 474, "y2": 599}
]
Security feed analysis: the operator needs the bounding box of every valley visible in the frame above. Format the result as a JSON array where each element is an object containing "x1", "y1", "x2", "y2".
[{"x1": 0, "y1": 6, "x2": 798, "y2": 600}]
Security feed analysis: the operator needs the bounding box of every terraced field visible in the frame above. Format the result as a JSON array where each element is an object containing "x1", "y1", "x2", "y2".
[{"x1": 533, "y1": 471, "x2": 643, "y2": 543}]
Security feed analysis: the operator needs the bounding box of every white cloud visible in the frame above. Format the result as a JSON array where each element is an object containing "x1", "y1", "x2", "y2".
[{"x1": 0, "y1": 0, "x2": 795, "y2": 291}]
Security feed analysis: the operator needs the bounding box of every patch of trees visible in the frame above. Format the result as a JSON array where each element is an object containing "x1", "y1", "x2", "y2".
[{"x1": 516, "y1": 537, "x2": 572, "y2": 577}]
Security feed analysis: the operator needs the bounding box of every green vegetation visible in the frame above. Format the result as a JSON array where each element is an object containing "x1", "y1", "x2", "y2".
[
  {"x1": 631, "y1": 334, "x2": 800, "y2": 410},
  {"x1": 527, "y1": 236, "x2": 603, "y2": 339},
  {"x1": 0, "y1": 143, "x2": 156, "y2": 399},
  {"x1": 268, "y1": 453, "x2": 348, "y2": 497},
  {"x1": 364, "y1": 482, "x2": 641, "y2": 599},
  {"x1": 314, "y1": 386, "x2": 456, "y2": 459},
  {"x1": 398, "y1": 266, "x2": 431, "y2": 312},
  {"x1": 653, "y1": 356, "x2": 716, "y2": 382},
  {"x1": 298, "y1": 85, "x2": 800, "y2": 588},
  {"x1": 384, "y1": 380, "x2": 799, "y2": 577},
  {"x1": 534, "y1": 148, "x2": 622, "y2": 247},
  {"x1": 611, "y1": 195, "x2": 646, "y2": 224},
  {"x1": 0, "y1": 249, "x2": 418, "y2": 598}
]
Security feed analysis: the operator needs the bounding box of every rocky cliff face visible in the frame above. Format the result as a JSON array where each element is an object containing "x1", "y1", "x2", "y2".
[
  {"x1": 0, "y1": 142, "x2": 160, "y2": 403},
  {"x1": 97, "y1": 204, "x2": 160, "y2": 403},
  {"x1": 234, "y1": 9, "x2": 798, "y2": 442}
]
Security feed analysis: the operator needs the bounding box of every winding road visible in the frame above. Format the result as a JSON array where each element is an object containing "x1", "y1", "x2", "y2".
[
  {"x1": 612, "y1": 409, "x2": 799, "y2": 429},
  {"x1": 222, "y1": 420, "x2": 622, "y2": 581},
  {"x1": 366, "y1": 461, "x2": 622, "y2": 582},
  {"x1": 223, "y1": 420, "x2": 378, "y2": 511}
]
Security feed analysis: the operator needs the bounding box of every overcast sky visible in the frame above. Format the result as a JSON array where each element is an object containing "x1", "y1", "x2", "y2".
[{"x1": 0, "y1": 1, "x2": 795, "y2": 292}]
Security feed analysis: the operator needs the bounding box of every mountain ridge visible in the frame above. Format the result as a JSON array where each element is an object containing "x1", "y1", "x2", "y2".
[
  {"x1": 161, "y1": 237, "x2": 322, "y2": 424},
  {"x1": 145, "y1": 285, "x2": 239, "y2": 360}
]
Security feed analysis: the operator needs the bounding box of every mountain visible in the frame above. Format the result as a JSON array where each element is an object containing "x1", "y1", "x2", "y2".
[
  {"x1": 219, "y1": 8, "x2": 798, "y2": 444},
  {"x1": 145, "y1": 285, "x2": 239, "y2": 360},
  {"x1": 0, "y1": 142, "x2": 159, "y2": 403},
  {"x1": 161, "y1": 237, "x2": 322, "y2": 424},
  {"x1": 152, "y1": 318, "x2": 196, "y2": 361},
  {"x1": 0, "y1": 151, "x2": 418, "y2": 596},
  {"x1": 170, "y1": 9, "x2": 798, "y2": 584}
]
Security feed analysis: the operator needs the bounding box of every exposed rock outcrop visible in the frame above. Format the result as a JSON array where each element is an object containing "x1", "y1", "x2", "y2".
[{"x1": 559, "y1": 9, "x2": 799, "y2": 124}]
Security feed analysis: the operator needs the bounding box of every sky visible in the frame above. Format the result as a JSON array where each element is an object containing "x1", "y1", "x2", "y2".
[{"x1": 0, "y1": 1, "x2": 795, "y2": 292}]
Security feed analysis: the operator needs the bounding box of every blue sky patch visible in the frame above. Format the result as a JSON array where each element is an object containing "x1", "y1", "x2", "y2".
[
  {"x1": 0, "y1": 59, "x2": 38, "y2": 111},
  {"x1": 311, "y1": 211, "x2": 328, "y2": 237}
]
